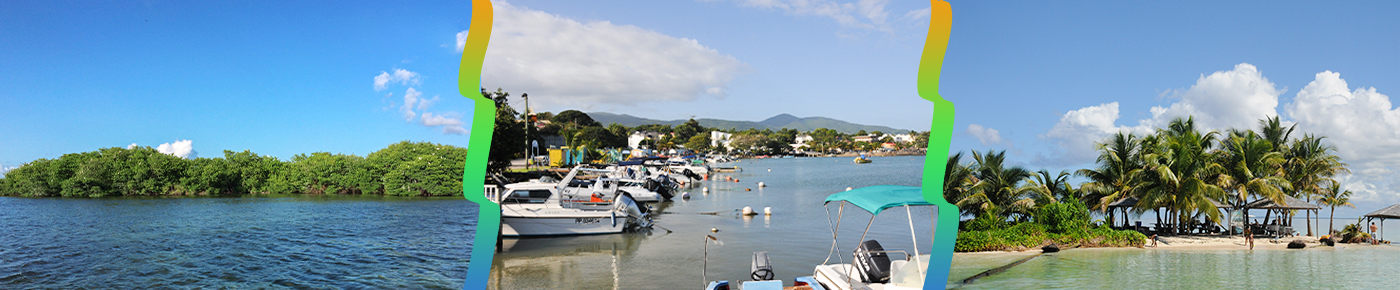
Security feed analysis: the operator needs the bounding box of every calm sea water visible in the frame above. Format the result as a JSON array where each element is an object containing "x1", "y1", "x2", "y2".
[
  {"x1": 0, "y1": 195, "x2": 476, "y2": 289},
  {"x1": 487, "y1": 156, "x2": 935, "y2": 289},
  {"x1": 949, "y1": 246, "x2": 1400, "y2": 289}
]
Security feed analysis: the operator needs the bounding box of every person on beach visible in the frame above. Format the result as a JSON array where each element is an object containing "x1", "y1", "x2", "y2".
[
  {"x1": 1150, "y1": 234, "x2": 1158, "y2": 247},
  {"x1": 1244, "y1": 227, "x2": 1254, "y2": 250},
  {"x1": 1372, "y1": 222, "x2": 1380, "y2": 244}
]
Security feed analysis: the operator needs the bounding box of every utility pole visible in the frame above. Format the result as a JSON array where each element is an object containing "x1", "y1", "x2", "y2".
[{"x1": 522, "y1": 92, "x2": 529, "y2": 170}]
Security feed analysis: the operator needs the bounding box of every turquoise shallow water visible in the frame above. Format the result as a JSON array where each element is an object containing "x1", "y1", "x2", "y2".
[
  {"x1": 949, "y1": 246, "x2": 1400, "y2": 289},
  {"x1": 488, "y1": 156, "x2": 934, "y2": 289},
  {"x1": 0, "y1": 195, "x2": 476, "y2": 289}
]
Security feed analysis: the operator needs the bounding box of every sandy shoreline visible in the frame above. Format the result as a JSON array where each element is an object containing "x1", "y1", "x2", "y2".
[{"x1": 955, "y1": 235, "x2": 1349, "y2": 254}]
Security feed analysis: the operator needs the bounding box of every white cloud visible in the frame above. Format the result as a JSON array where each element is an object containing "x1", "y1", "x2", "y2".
[
  {"x1": 417, "y1": 95, "x2": 441, "y2": 111},
  {"x1": 156, "y1": 140, "x2": 198, "y2": 159},
  {"x1": 903, "y1": 7, "x2": 930, "y2": 22},
  {"x1": 400, "y1": 88, "x2": 421, "y2": 121},
  {"x1": 1040, "y1": 63, "x2": 1286, "y2": 166},
  {"x1": 127, "y1": 143, "x2": 137, "y2": 149},
  {"x1": 421, "y1": 112, "x2": 468, "y2": 135},
  {"x1": 1040, "y1": 102, "x2": 1140, "y2": 165},
  {"x1": 1285, "y1": 71, "x2": 1400, "y2": 203},
  {"x1": 470, "y1": 1, "x2": 746, "y2": 110},
  {"x1": 1137, "y1": 63, "x2": 1284, "y2": 132},
  {"x1": 0, "y1": 163, "x2": 17, "y2": 176},
  {"x1": 456, "y1": 30, "x2": 469, "y2": 52},
  {"x1": 717, "y1": 0, "x2": 893, "y2": 32},
  {"x1": 966, "y1": 124, "x2": 1002, "y2": 145},
  {"x1": 374, "y1": 69, "x2": 421, "y2": 91}
]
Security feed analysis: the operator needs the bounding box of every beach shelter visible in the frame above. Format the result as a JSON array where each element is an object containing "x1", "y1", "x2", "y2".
[
  {"x1": 1242, "y1": 195, "x2": 1319, "y2": 234},
  {"x1": 1105, "y1": 197, "x2": 1140, "y2": 228},
  {"x1": 1363, "y1": 204, "x2": 1400, "y2": 242}
]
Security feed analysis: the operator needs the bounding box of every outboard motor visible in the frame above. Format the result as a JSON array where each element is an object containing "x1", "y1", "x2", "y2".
[
  {"x1": 611, "y1": 191, "x2": 652, "y2": 229},
  {"x1": 854, "y1": 240, "x2": 893, "y2": 283},
  {"x1": 751, "y1": 251, "x2": 775, "y2": 281}
]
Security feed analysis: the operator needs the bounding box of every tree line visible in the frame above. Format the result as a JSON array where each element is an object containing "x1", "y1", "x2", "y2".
[
  {"x1": 482, "y1": 88, "x2": 932, "y2": 172},
  {"x1": 945, "y1": 116, "x2": 1354, "y2": 237},
  {"x1": 0, "y1": 141, "x2": 467, "y2": 197}
]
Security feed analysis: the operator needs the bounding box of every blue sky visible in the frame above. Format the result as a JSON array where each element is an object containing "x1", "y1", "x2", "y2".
[{"x1": 3, "y1": 0, "x2": 1398, "y2": 219}]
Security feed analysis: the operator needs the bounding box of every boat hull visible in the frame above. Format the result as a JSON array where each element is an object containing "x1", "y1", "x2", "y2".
[{"x1": 500, "y1": 211, "x2": 625, "y2": 237}]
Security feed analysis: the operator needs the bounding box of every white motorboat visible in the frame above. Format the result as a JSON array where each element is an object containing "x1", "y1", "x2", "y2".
[
  {"x1": 810, "y1": 185, "x2": 932, "y2": 290},
  {"x1": 492, "y1": 166, "x2": 653, "y2": 237}
]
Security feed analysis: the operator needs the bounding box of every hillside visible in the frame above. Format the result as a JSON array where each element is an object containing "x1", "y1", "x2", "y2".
[{"x1": 587, "y1": 112, "x2": 907, "y2": 134}]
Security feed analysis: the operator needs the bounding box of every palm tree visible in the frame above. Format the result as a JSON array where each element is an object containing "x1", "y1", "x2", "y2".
[
  {"x1": 957, "y1": 150, "x2": 1039, "y2": 222},
  {"x1": 1217, "y1": 130, "x2": 1292, "y2": 225},
  {"x1": 1316, "y1": 180, "x2": 1355, "y2": 235},
  {"x1": 1134, "y1": 117, "x2": 1229, "y2": 233},
  {"x1": 1258, "y1": 116, "x2": 1295, "y2": 153},
  {"x1": 1284, "y1": 135, "x2": 1349, "y2": 236},
  {"x1": 944, "y1": 151, "x2": 975, "y2": 213},
  {"x1": 1077, "y1": 132, "x2": 1143, "y2": 222},
  {"x1": 1027, "y1": 169, "x2": 1073, "y2": 204}
]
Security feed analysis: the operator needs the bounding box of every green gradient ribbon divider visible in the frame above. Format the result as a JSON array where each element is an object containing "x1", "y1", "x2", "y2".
[
  {"x1": 918, "y1": 1, "x2": 958, "y2": 289},
  {"x1": 458, "y1": 1, "x2": 495, "y2": 289}
]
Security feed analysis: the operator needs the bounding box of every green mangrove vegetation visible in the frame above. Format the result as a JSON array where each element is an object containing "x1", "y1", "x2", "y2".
[
  {"x1": 947, "y1": 116, "x2": 1353, "y2": 252},
  {"x1": 0, "y1": 141, "x2": 467, "y2": 197}
]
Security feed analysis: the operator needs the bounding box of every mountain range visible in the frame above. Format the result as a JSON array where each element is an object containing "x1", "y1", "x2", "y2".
[{"x1": 587, "y1": 112, "x2": 908, "y2": 134}]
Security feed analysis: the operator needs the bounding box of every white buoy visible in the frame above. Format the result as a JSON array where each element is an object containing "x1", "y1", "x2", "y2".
[
  {"x1": 682, "y1": 191, "x2": 691, "y2": 199},
  {"x1": 742, "y1": 206, "x2": 755, "y2": 216},
  {"x1": 767, "y1": 168, "x2": 771, "y2": 172},
  {"x1": 758, "y1": 182, "x2": 766, "y2": 187},
  {"x1": 703, "y1": 187, "x2": 710, "y2": 193},
  {"x1": 764, "y1": 207, "x2": 772, "y2": 215},
  {"x1": 846, "y1": 187, "x2": 853, "y2": 191},
  {"x1": 711, "y1": 228, "x2": 719, "y2": 232}
]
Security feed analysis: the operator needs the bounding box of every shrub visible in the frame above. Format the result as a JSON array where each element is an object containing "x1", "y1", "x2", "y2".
[{"x1": 1035, "y1": 200, "x2": 1091, "y2": 234}]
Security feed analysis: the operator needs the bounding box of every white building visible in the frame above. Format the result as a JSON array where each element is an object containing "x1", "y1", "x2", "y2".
[
  {"x1": 891, "y1": 133, "x2": 914, "y2": 143},
  {"x1": 710, "y1": 131, "x2": 734, "y2": 151},
  {"x1": 794, "y1": 134, "x2": 814, "y2": 145},
  {"x1": 628, "y1": 131, "x2": 661, "y2": 149}
]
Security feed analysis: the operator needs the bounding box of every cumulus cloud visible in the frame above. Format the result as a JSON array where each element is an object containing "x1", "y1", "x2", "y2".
[
  {"x1": 156, "y1": 140, "x2": 198, "y2": 159},
  {"x1": 127, "y1": 143, "x2": 137, "y2": 149},
  {"x1": 1040, "y1": 63, "x2": 1286, "y2": 166},
  {"x1": 400, "y1": 88, "x2": 421, "y2": 121},
  {"x1": 715, "y1": 0, "x2": 893, "y2": 32},
  {"x1": 465, "y1": 1, "x2": 747, "y2": 110},
  {"x1": 1137, "y1": 63, "x2": 1284, "y2": 132},
  {"x1": 1285, "y1": 71, "x2": 1400, "y2": 203},
  {"x1": 374, "y1": 69, "x2": 421, "y2": 91},
  {"x1": 966, "y1": 124, "x2": 1002, "y2": 145},
  {"x1": 421, "y1": 112, "x2": 468, "y2": 135},
  {"x1": 0, "y1": 163, "x2": 17, "y2": 176}
]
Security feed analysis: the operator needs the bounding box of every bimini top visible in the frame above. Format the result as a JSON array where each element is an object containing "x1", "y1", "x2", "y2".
[
  {"x1": 615, "y1": 157, "x2": 667, "y2": 166},
  {"x1": 823, "y1": 185, "x2": 933, "y2": 215}
]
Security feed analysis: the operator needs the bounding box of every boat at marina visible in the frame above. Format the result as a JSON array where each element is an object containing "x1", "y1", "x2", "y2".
[
  {"x1": 703, "y1": 185, "x2": 931, "y2": 290},
  {"x1": 811, "y1": 185, "x2": 931, "y2": 290},
  {"x1": 491, "y1": 166, "x2": 654, "y2": 237}
]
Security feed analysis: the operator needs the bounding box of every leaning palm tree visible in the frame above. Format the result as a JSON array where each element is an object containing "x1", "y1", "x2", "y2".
[
  {"x1": 1316, "y1": 180, "x2": 1355, "y2": 235},
  {"x1": 958, "y1": 150, "x2": 1039, "y2": 222},
  {"x1": 1285, "y1": 135, "x2": 1350, "y2": 236},
  {"x1": 944, "y1": 151, "x2": 976, "y2": 214}
]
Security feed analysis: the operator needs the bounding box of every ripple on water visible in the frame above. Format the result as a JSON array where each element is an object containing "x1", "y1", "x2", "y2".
[{"x1": 0, "y1": 196, "x2": 476, "y2": 288}]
